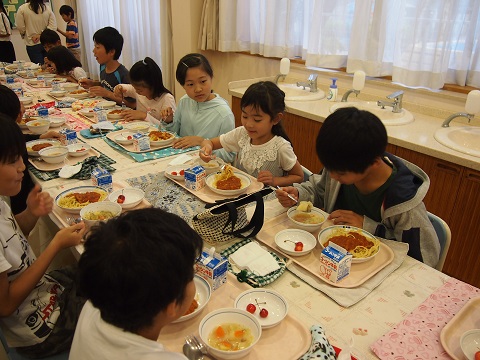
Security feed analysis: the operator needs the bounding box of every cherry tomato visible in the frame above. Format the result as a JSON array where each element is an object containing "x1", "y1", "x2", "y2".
[
  {"x1": 117, "y1": 194, "x2": 125, "y2": 204},
  {"x1": 127, "y1": 135, "x2": 132, "y2": 140},
  {"x1": 179, "y1": 169, "x2": 185, "y2": 176},
  {"x1": 475, "y1": 351, "x2": 480, "y2": 360},
  {"x1": 246, "y1": 303, "x2": 256, "y2": 314},
  {"x1": 171, "y1": 171, "x2": 177, "y2": 176},
  {"x1": 260, "y1": 308, "x2": 268, "y2": 318},
  {"x1": 295, "y1": 242, "x2": 304, "y2": 251}
]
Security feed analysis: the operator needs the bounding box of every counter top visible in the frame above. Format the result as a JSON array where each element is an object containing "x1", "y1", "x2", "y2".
[{"x1": 228, "y1": 78, "x2": 480, "y2": 171}]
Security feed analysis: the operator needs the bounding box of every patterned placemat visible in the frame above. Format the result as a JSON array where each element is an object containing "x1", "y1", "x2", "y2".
[
  {"x1": 28, "y1": 151, "x2": 116, "y2": 181},
  {"x1": 124, "y1": 172, "x2": 207, "y2": 225},
  {"x1": 103, "y1": 136, "x2": 199, "y2": 162}
]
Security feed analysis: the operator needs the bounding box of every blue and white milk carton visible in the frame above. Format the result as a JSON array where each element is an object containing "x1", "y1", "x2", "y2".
[
  {"x1": 59, "y1": 129, "x2": 77, "y2": 146},
  {"x1": 319, "y1": 243, "x2": 352, "y2": 283},
  {"x1": 132, "y1": 132, "x2": 150, "y2": 152},
  {"x1": 91, "y1": 167, "x2": 113, "y2": 192},
  {"x1": 184, "y1": 165, "x2": 206, "y2": 191},
  {"x1": 195, "y1": 247, "x2": 228, "y2": 291}
]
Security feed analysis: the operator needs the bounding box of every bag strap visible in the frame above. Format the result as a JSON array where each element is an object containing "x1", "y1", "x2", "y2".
[{"x1": 221, "y1": 188, "x2": 272, "y2": 238}]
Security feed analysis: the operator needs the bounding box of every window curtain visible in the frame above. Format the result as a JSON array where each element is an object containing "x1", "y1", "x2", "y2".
[
  {"x1": 76, "y1": 0, "x2": 174, "y2": 93},
  {"x1": 213, "y1": 0, "x2": 480, "y2": 90},
  {"x1": 198, "y1": 0, "x2": 219, "y2": 50}
]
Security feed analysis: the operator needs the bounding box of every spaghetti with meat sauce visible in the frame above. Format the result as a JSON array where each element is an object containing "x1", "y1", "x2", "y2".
[
  {"x1": 325, "y1": 230, "x2": 380, "y2": 258},
  {"x1": 214, "y1": 165, "x2": 242, "y2": 190},
  {"x1": 57, "y1": 190, "x2": 107, "y2": 209}
]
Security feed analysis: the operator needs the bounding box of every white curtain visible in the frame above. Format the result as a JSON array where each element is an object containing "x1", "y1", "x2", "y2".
[
  {"x1": 76, "y1": 0, "x2": 174, "y2": 92},
  {"x1": 215, "y1": 0, "x2": 480, "y2": 89}
]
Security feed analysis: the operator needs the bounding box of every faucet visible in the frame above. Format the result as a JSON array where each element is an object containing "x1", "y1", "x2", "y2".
[
  {"x1": 442, "y1": 113, "x2": 475, "y2": 127},
  {"x1": 274, "y1": 73, "x2": 287, "y2": 84},
  {"x1": 341, "y1": 89, "x2": 360, "y2": 102},
  {"x1": 296, "y1": 74, "x2": 318, "y2": 92},
  {"x1": 377, "y1": 90, "x2": 404, "y2": 113}
]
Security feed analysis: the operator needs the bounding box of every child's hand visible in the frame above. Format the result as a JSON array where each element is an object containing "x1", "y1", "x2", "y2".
[
  {"x1": 88, "y1": 86, "x2": 110, "y2": 98},
  {"x1": 122, "y1": 109, "x2": 146, "y2": 122},
  {"x1": 160, "y1": 107, "x2": 174, "y2": 123},
  {"x1": 26, "y1": 185, "x2": 53, "y2": 217},
  {"x1": 52, "y1": 222, "x2": 86, "y2": 250},
  {"x1": 276, "y1": 186, "x2": 299, "y2": 208},
  {"x1": 31, "y1": 34, "x2": 40, "y2": 43},
  {"x1": 257, "y1": 170, "x2": 275, "y2": 186},
  {"x1": 172, "y1": 136, "x2": 204, "y2": 149},
  {"x1": 40, "y1": 130, "x2": 61, "y2": 139},
  {"x1": 79, "y1": 78, "x2": 94, "y2": 89},
  {"x1": 328, "y1": 210, "x2": 364, "y2": 228},
  {"x1": 113, "y1": 85, "x2": 125, "y2": 98}
]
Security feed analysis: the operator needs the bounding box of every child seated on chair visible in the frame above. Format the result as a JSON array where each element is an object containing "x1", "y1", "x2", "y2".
[
  {"x1": 70, "y1": 208, "x2": 203, "y2": 360},
  {"x1": 0, "y1": 114, "x2": 86, "y2": 358},
  {"x1": 276, "y1": 107, "x2": 441, "y2": 267}
]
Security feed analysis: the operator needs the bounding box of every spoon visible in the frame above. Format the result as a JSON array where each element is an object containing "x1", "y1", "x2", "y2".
[{"x1": 183, "y1": 340, "x2": 204, "y2": 360}]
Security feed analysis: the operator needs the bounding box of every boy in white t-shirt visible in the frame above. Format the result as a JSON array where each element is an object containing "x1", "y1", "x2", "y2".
[
  {"x1": 70, "y1": 208, "x2": 203, "y2": 360},
  {"x1": 0, "y1": 114, "x2": 86, "y2": 358}
]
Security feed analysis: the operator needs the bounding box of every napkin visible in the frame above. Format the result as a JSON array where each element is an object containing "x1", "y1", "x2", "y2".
[
  {"x1": 168, "y1": 153, "x2": 193, "y2": 165},
  {"x1": 229, "y1": 241, "x2": 281, "y2": 276}
]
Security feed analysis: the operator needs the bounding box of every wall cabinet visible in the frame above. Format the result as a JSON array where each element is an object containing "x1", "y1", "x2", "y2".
[{"x1": 232, "y1": 96, "x2": 480, "y2": 287}]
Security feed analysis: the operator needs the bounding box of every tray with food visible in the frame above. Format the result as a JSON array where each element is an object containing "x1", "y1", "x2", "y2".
[
  {"x1": 166, "y1": 164, "x2": 264, "y2": 203},
  {"x1": 28, "y1": 146, "x2": 101, "y2": 172},
  {"x1": 255, "y1": 209, "x2": 394, "y2": 288},
  {"x1": 158, "y1": 272, "x2": 311, "y2": 359},
  {"x1": 105, "y1": 128, "x2": 176, "y2": 153},
  {"x1": 50, "y1": 181, "x2": 150, "y2": 222}
]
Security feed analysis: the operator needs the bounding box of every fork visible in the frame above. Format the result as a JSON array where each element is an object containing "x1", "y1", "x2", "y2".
[
  {"x1": 121, "y1": 91, "x2": 126, "y2": 111},
  {"x1": 270, "y1": 185, "x2": 298, "y2": 203}
]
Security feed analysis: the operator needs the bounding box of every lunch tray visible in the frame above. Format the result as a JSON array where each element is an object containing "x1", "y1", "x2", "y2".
[
  {"x1": 255, "y1": 213, "x2": 395, "y2": 288},
  {"x1": 105, "y1": 129, "x2": 174, "y2": 153},
  {"x1": 28, "y1": 147, "x2": 101, "y2": 171},
  {"x1": 158, "y1": 272, "x2": 311, "y2": 359}
]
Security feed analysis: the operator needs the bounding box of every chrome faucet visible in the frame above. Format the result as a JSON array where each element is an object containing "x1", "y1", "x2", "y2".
[
  {"x1": 442, "y1": 112, "x2": 475, "y2": 127},
  {"x1": 296, "y1": 74, "x2": 318, "y2": 92},
  {"x1": 274, "y1": 73, "x2": 287, "y2": 84},
  {"x1": 377, "y1": 90, "x2": 404, "y2": 113},
  {"x1": 341, "y1": 89, "x2": 360, "y2": 102}
]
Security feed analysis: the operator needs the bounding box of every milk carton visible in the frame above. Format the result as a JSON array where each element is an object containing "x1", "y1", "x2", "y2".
[
  {"x1": 319, "y1": 243, "x2": 352, "y2": 283},
  {"x1": 132, "y1": 132, "x2": 150, "y2": 152},
  {"x1": 91, "y1": 167, "x2": 113, "y2": 192},
  {"x1": 59, "y1": 129, "x2": 77, "y2": 145},
  {"x1": 184, "y1": 165, "x2": 206, "y2": 191},
  {"x1": 195, "y1": 248, "x2": 228, "y2": 291}
]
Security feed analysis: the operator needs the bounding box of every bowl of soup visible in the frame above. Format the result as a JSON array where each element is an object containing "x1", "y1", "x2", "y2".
[
  {"x1": 80, "y1": 201, "x2": 122, "y2": 227},
  {"x1": 38, "y1": 145, "x2": 68, "y2": 164},
  {"x1": 287, "y1": 206, "x2": 326, "y2": 232},
  {"x1": 26, "y1": 119, "x2": 50, "y2": 135},
  {"x1": 199, "y1": 308, "x2": 261, "y2": 359}
]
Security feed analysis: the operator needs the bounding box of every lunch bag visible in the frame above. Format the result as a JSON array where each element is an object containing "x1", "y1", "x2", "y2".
[{"x1": 192, "y1": 188, "x2": 273, "y2": 244}]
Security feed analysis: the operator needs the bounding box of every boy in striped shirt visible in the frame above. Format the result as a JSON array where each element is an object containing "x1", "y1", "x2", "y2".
[{"x1": 57, "y1": 5, "x2": 81, "y2": 61}]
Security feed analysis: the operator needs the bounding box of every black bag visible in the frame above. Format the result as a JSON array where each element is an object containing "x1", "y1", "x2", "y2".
[{"x1": 192, "y1": 188, "x2": 273, "y2": 244}]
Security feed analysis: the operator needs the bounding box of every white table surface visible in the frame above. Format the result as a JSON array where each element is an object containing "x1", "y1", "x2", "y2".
[{"x1": 22, "y1": 84, "x2": 466, "y2": 360}]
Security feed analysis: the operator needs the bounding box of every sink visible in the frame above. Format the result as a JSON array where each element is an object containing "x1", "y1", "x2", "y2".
[
  {"x1": 277, "y1": 83, "x2": 325, "y2": 101},
  {"x1": 330, "y1": 101, "x2": 414, "y2": 126},
  {"x1": 434, "y1": 126, "x2": 480, "y2": 158}
]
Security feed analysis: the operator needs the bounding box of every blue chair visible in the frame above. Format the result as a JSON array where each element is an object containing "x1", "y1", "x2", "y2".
[
  {"x1": 0, "y1": 327, "x2": 69, "y2": 360},
  {"x1": 302, "y1": 165, "x2": 313, "y2": 181},
  {"x1": 427, "y1": 212, "x2": 451, "y2": 272}
]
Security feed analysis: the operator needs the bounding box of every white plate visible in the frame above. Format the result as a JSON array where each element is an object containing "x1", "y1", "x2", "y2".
[
  {"x1": 189, "y1": 158, "x2": 225, "y2": 174},
  {"x1": 108, "y1": 188, "x2": 145, "y2": 209},
  {"x1": 67, "y1": 143, "x2": 91, "y2": 157},
  {"x1": 165, "y1": 165, "x2": 187, "y2": 181},
  {"x1": 55, "y1": 186, "x2": 108, "y2": 214},
  {"x1": 274, "y1": 229, "x2": 317, "y2": 256},
  {"x1": 79, "y1": 107, "x2": 96, "y2": 117},
  {"x1": 48, "y1": 90, "x2": 67, "y2": 98},
  {"x1": 124, "y1": 122, "x2": 150, "y2": 133},
  {"x1": 317, "y1": 225, "x2": 380, "y2": 263},
  {"x1": 25, "y1": 139, "x2": 61, "y2": 156},
  {"x1": 106, "y1": 110, "x2": 123, "y2": 120},
  {"x1": 205, "y1": 172, "x2": 251, "y2": 196},
  {"x1": 97, "y1": 100, "x2": 116, "y2": 108},
  {"x1": 460, "y1": 329, "x2": 480, "y2": 360},
  {"x1": 234, "y1": 289, "x2": 288, "y2": 329},
  {"x1": 49, "y1": 116, "x2": 66, "y2": 127},
  {"x1": 173, "y1": 275, "x2": 212, "y2": 323},
  {"x1": 149, "y1": 130, "x2": 175, "y2": 146},
  {"x1": 68, "y1": 91, "x2": 90, "y2": 99},
  {"x1": 114, "y1": 131, "x2": 135, "y2": 145}
]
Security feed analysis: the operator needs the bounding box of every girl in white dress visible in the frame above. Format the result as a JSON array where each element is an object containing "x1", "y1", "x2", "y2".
[{"x1": 200, "y1": 81, "x2": 304, "y2": 187}]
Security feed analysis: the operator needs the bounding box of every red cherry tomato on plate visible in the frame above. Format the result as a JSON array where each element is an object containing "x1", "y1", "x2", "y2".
[
  {"x1": 295, "y1": 242, "x2": 304, "y2": 251},
  {"x1": 171, "y1": 171, "x2": 177, "y2": 176},
  {"x1": 117, "y1": 194, "x2": 125, "y2": 204},
  {"x1": 246, "y1": 303, "x2": 256, "y2": 314},
  {"x1": 127, "y1": 135, "x2": 132, "y2": 140},
  {"x1": 179, "y1": 169, "x2": 185, "y2": 176},
  {"x1": 475, "y1": 351, "x2": 480, "y2": 360},
  {"x1": 260, "y1": 308, "x2": 268, "y2": 318}
]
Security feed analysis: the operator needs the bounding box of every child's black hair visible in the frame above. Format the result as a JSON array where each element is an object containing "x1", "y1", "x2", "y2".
[
  {"x1": 93, "y1": 26, "x2": 124, "y2": 60},
  {"x1": 59, "y1": 4, "x2": 74, "y2": 18},
  {"x1": 240, "y1": 81, "x2": 292, "y2": 144},
  {"x1": 316, "y1": 107, "x2": 387, "y2": 173},
  {"x1": 0, "y1": 113, "x2": 26, "y2": 164},
  {"x1": 46, "y1": 46, "x2": 82, "y2": 74},
  {"x1": 40, "y1": 29, "x2": 61, "y2": 46},
  {"x1": 0, "y1": 84, "x2": 21, "y2": 121},
  {"x1": 129, "y1": 57, "x2": 172, "y2": 99},
  {"x1": 175, "y1": 53, "x2": 213, "y2": 86},
  {"x1": 0, "y1": 0, "x2": 13, "y2": 29},
  {"x1": 78, "y1": 208, "x2": 203, "y2": 333}
]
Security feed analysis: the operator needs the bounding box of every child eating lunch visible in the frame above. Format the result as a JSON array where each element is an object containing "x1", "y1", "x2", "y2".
[
  {"x1": 199, "y1": 81, "x2": 304, "y2": 187},
  {"x1": 276, "y1": 107, "x2": 441, "y2": 267},
  {"x1": 70, "y1": 208, "x2": 203, "y2": 360}
]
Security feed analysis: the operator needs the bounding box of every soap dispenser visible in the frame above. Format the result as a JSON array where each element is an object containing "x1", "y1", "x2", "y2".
[{"x1": 327, "y1": 78, "x2": 338, "y2": 102}]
